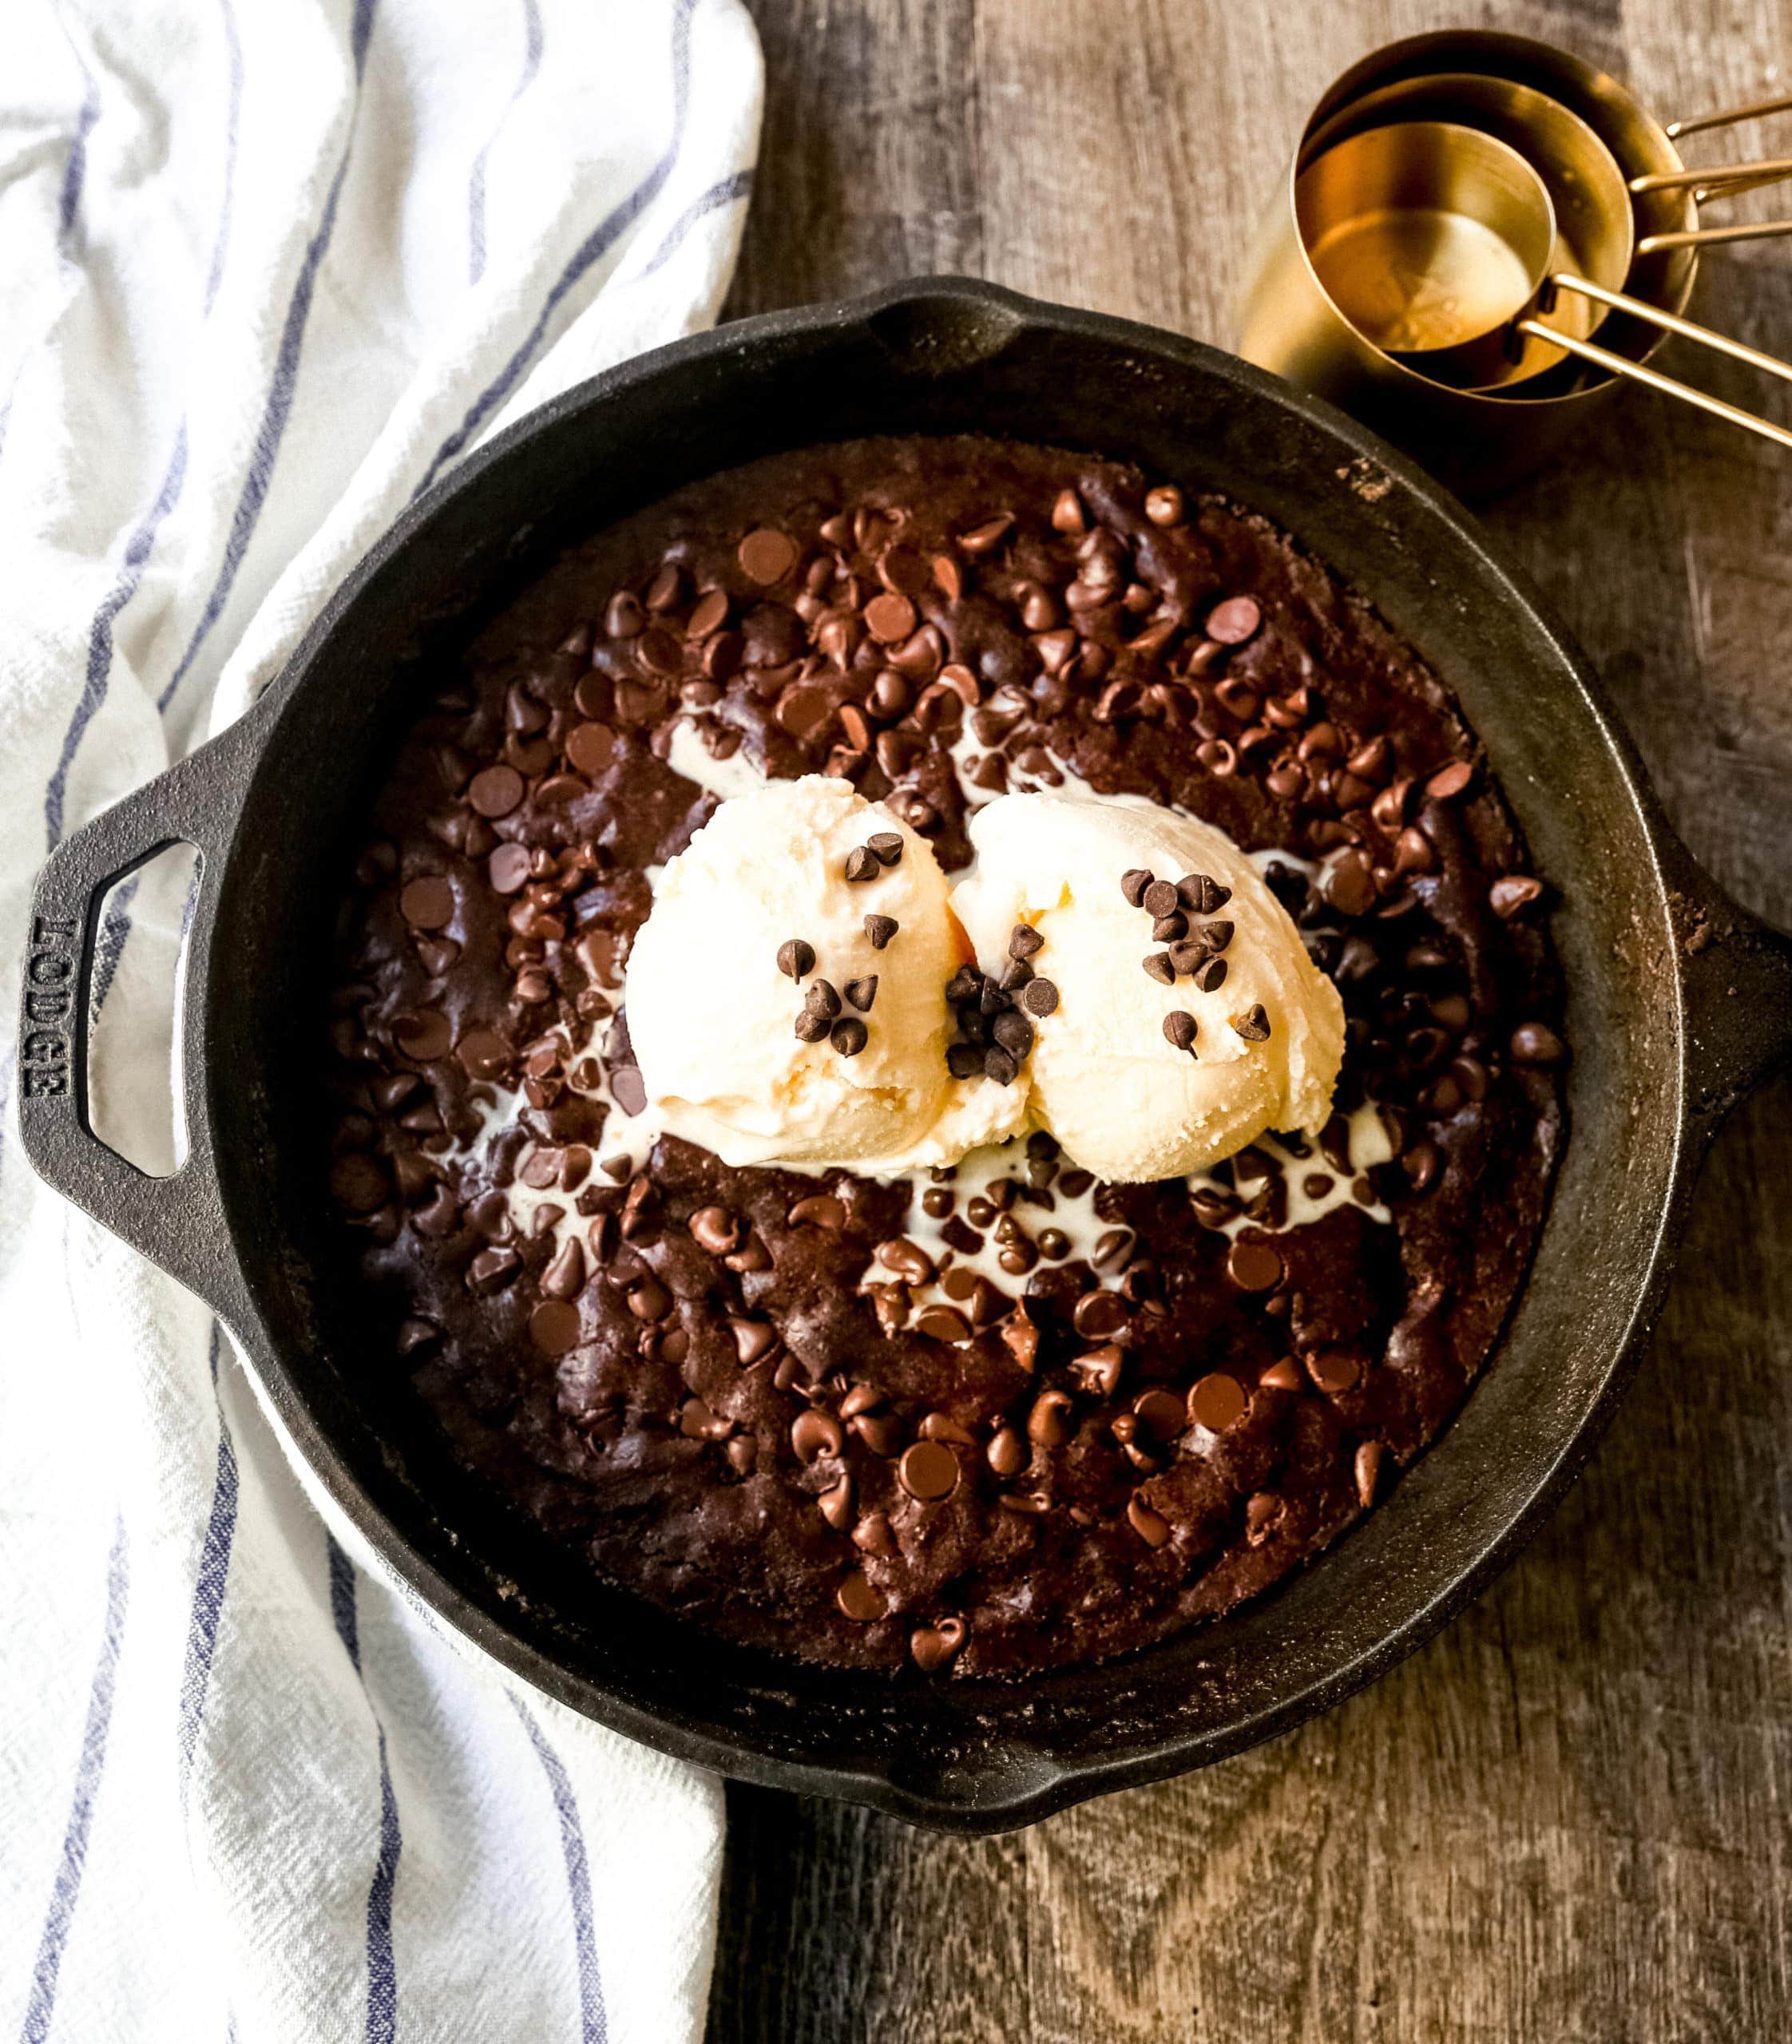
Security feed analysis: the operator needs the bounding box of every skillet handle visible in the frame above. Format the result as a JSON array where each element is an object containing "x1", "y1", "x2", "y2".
[
  {"x1": 1671, "y1": 856, "x2": 1792, "y2": 1141},
  {"x1": 16, "y1": 719, "x2": 260, "y2": 1328}
]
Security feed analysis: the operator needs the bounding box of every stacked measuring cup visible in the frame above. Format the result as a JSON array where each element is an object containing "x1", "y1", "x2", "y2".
[{"x1": 1239, "y1": 30, "x2": 1792, "y2": 492}]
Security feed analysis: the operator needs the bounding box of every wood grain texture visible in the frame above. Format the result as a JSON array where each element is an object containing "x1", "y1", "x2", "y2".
[{"x1": 712, "y1": 2, "x2": 1792, "y2": 2036}]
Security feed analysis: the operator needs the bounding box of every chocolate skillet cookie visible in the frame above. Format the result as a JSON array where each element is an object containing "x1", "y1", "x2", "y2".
[{"x1": 322, "y1": 435, "x2": 1566, "y2": 1679}]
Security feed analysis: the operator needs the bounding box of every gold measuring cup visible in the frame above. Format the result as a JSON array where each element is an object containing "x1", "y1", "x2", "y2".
[
  {"x1": 1238, "y1": 30, "x2": 1792, "y2": 491},
  {"x1": 1300, "y1": 121, "x2": 1792, "y2": 450}
]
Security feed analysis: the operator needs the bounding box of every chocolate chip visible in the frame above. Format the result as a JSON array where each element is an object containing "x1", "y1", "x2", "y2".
[
  {"x1": 738, "y1": 527, "x2": 797, "y2": 584},
  {"x1": 469, "y1": 764, "x2": 525, "y2": 819},
  {"x1": 789, "y1": 1193, "x2": 846, "y2": 1230},
  {"x1": 863, "y1": 914, "x2": 899, "y2": 952},
  {"x1": 1324, "y1": 854, "x2": 1377, "y2": 918},
  {"x1": 836, "y1": 1571, "x2": 883, "y2": 1622},
  {"x1": 910, "y1": 1618, "x2": 965, "y2": 1672},
  {"x1": 915, "y1": 1305, "x2": 973, "y2": 1344},
  {"x1": 1259, "y1": 1357, "x2": 1304, "y2": 1392},
  {"x1": 1121, "y1": 868, "x2": 1154, "y2": 907},
  {"x1": 1191, "y1": 955, "x2": 1228, "y2": 992},
  {"x1": 1188, "y1": 1371, "x2": 1247, "y2": 1432},
  {"x1": 1227, "y1": 1239, "x2": 1283, "y2": 1292},
  {"x1": 1511, "y1": 1022, "x2": 1566, "y2": 1065},
  {"x1": 864, "y1": 592, "x2": 917, "y2": 644},
  {"x1": 992, "y1": 1012, "x2": 1033, "y2": 1056},
  {"x1": 1027, "y1": 1390, "x2": 1073, "y2": 1448},
  {"x1": 1150, "y1": 910, "x2": 1187, "y2": 944},
  {"x1": 456, "y1": 1027, "x2": 512, "y2": 1081},
  {"x1": 843, "y1": 846, "x2": 879, "y2": 884},
  {"x1": 983, "y1": 1046, "x2": 1019, "y2": 1086},
  {"x1": 1162, "y1": 1010, "x2": 1198, "y2": 1053},
  {"x1": 898, "y1": 1439, "x2": 960, "y2": 1501},
  {"x1": 542, "y1": 1238, "x2": 585, "y2": 1298},
  {"x1": 1141, "y1": 878, "x2": 1180, "y2": 919},
  {"x1": 844, "y1": 976, "x2": 878, "y2": 1012},
  {"x1": 1127, "y1": 1495, "x2": 1172, "y2": 1547},
  {"x1": 1489, "y1": 874, "x2": 1545, "y2": 919},
  {"x1": 794, "y1": 1008, "x2": 831, "y2": 1043},
  {"x1": 1009, "y1": 924, "x2": 1044, "y2": 960},
  {"x1": 1206, "y1": 595, "x2": 1261, "y2": 644},
  {"x1": 689, "y1": 1206, "x2": 740, "y2": 1256},
  {"x1": 1354, "y1": 1439, "x2": 1385, "y2": 1507},
  {"x1": 1072, "y1": 1289, "x2": 1128, "y2": 1341},
  {"x1": 1134, "y1": 1388, "x2": 1186, "y2": 1443},
  {"x1": 396, "y1": 1317, "x2": 439, "y2": 1357},
  {"x1": 831, "y1": 1016, "x2": 869, "y2": 1057},
  {"x1": 399, "y1": 876, "x2": 455, "y2": 930},
  {"x1": 1425, "y1": 760, "x2": 1474, "y2": 801},
  {"x1": 487, "y1": 842, "x2": 531, "y2": 895},
  {"x1": 792, "y1": 1410, "x2": 844, "y2": 1464},
  {"x1": 987, "y1": 1426, "x2": 1029, "y2": 1479},
  {"x1": 529, "y1": 1299, "x2": 581, "y2": 1356},
  {"x1": 610, "y1": 1065, "x2": 648, "y2": 1116},
  {"x1": 1306, "y1": 1348, "x2": 1362, "y2": 1395},
  {"x1": 1143, "y1": 952, "x2": 1176, "y2": 986},
  {"x1": 1235, "y1": 1004, "x2": 1271, "y2": 1041},
  {"x1": 1144, "y1": 485, "x2": 1185, "y2": 526},
  {"x1": 806, "y1": 979, "x2": 842, "y2": 1020},
  {"x1": 858, "y1": 830, "x2": 903, "y2": 870},
  {"x1": 946, "y1": 1042, "x2": 983, "y2": 1079},
  {"x1": 877, "y1": 1238, "x2": 934, "y2": 1285},
  {"x1": 777, "y1": 937, "x2": 815, "y2": 980},
  {"x1": 998, "y1": 956, "x2": 1034, "y2": 993}
]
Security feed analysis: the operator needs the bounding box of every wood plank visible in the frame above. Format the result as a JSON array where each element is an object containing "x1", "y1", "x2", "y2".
[{"x1": 712, "y1": 0, "x2": 1792, "y2": 2035}]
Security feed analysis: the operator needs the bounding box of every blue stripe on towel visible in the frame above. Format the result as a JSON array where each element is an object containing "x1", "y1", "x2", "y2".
[
  {"x1": 467, "y1": 0, "x2": 545, "y2": 285},
  {"x1": 18, "y1": 1517, "x2": 131, "y2": 2044},
  {"x1": 414, "y1": 0, "x2": 699, "y2": 498},
  {"x1": 326, "y1": 1535, "x2": 403, "y2": 2044},
  {"x1": 158, "y1": 0, "x2": 380, "y2": 714},
  {"x1": 509, "y1": 1695, "x2": 607, "y2": 2044},
  {"x1": 636, "y1": 166, "x2": 752, "y2": 278},
  {"x1": 176, "y1": 1325, "x2": 240, "y2": 1792}
]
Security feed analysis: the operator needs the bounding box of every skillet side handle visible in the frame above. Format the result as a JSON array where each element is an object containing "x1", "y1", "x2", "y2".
[
  {"x1": 16, "y1": 724, "x2": 258, "y2": 1327},
  {"x1": 1671, "y1": 860, "x2": 1792, "y2": 1142}
]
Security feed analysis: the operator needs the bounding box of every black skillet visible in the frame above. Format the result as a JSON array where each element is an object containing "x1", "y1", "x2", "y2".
[{"x1": 18, "y1": 279, "x2": 1792, "y2": 1832}]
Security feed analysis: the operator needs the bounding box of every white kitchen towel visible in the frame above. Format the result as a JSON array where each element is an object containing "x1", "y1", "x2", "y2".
[{"x1": 0, "y1": 2, "x2": 762, "y2": 2039}]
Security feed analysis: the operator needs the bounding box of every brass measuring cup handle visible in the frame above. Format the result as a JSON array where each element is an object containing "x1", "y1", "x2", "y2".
[
  {"x1": 1628, "y1": 90, "x2": 1792, "y2": 251},
  {"x1": 1518, "y1": 275, "x2": 1792, "y2": 450}
]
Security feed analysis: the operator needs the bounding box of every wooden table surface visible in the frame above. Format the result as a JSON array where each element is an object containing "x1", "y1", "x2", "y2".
[{"x1": 707, "y1": 4, "x2": 1792, "y2": 2038}]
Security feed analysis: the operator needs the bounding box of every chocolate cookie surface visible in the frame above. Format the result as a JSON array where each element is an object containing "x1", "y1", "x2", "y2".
[{"x1": 322, "y1": 435, "x2": 1565, "y2": 1678}]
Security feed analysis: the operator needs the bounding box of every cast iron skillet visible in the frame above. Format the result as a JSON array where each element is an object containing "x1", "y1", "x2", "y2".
[{"x1": 18, "y1": 279, "x2": 1792, "y2": 1832}]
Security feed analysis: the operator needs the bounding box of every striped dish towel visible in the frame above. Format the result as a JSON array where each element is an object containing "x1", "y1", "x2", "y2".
[{"x1": 0, "y1": 2, "x2": 761, "y2": 2038}]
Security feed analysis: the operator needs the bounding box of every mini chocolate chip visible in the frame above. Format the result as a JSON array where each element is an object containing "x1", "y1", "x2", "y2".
[
  {"x1": 1203, "y1": 920, "x2": 1235, "y2": 953},
  {"x1": 998, "y1": 956, "x2": 1035, "y2": 992},
  {"x1": 739, "y1": 527, "x2": 797, "y2": 584},
  {"x1": 867, "y1": 831, "x2": 904, "y2": 866},
  {"x1": 992, "y1": 1011, "x2": 1033, "y2": 1056},
  {"x1": 1021, "y1": 976, "x2": 1059, "y2": 1017},
  {"x1": 1009, "y1": 924, "x2": 1044, "y2": 960},
  {"x1": 1127, "y1": 1495, "x2": 1172, "y2": 1547},
  {"x1": 1425, "y1": 759, "x2": 1474, "y2": 800},
  {"x1": 1188, "y1": 1371, "x2": 1247, "y2": 1432},
  {"x1": 899, "y1": 1439, "x2": 960, "y2": 1501},
  {"x1": 1144, "y1": 484, "x2": 1185, "y2": 526},
  {"x1": 1354, "y1": 1439, "x2": 1385, "y2": 1507},
  {"x1": 1177, "y1": 872, "x2": 1231, "y2": 914},
  {"x1": 1235, "y1": 1004, "x2": 1271, "y2": 1041},
  {"x1": 910, "y1": 1618, "x2": 965, "y2": 1672},
  {"x1": 844, "y1": 846, "x2": 879, "y2": 883},
  {"x1": 1227, "y1": 1239, "x2": 1283, "y2": 1292},
  {"x1": 1143, "y1": 953, "x2": 1176, "y2": 986},
  {"x1": 844, "y1": 975, "x2": 879, "y2": 1012},
  {"x1": 1151, "y1": 911, "x2": 1187, "y2": 943},
  {"x1": 794, "y1": 1008, "x2": 831, "y2": 1043},
  {"x1": 1162, "y1": 1010, "x2": 1198, "y2": 1053},
  {"x1": 831, "y1": 1016, "x2": 869, "y2": 1057},
  {"x1": 777, "y1": 938, "x2": 815, "y2": 980},
  {"x1": 1489, "y1": 874, "x2": 1545, "y2": 919},
  {"x1": 1121, "y1": 868, "x2": 1154, "y2": 907},
  {"x1": 1307, "y1": 1348, "x2": 1362, "y2": 1395},
  {"x1": 689, "y1": 1206, "x2": 740, "y2": 1256},
  {"x1": 1206, "y1": 595, "x2": 1261, "y2": 644},
  {"x1": 807, "y1": 979, "x2": 842, "y2": 1019},
  {"x1": 1191, "y1": 955, "x2": 1228, "y2": 992},
  {"x1": 791, "y1": 1409, "x2": 844, "y2": 1463},
  {"x1": 1511, "y1": 1022, "x2": 1566, "y2": 1065},
  {"x1": 864, "y1": 913, "x2": 898, "y2": 949},
  {"x1": 984, "y1": 1047, "x2": 1019, "y2": 1086},
  {"x1": 1072, "y1": 1289, "x2": 1128, "y2": 1340},
  {"x1": 946, "y1": 1042, "x2": 983, "y2": 1079},
  {"x1": 1142, "y1": 878, "x2": 1180, "y2": 919}
]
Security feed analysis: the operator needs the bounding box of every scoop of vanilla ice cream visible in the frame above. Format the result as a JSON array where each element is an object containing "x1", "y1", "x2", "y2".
[
  {"x1": 950, "y1": 794, "x2": 1344, "y2": 1181},
  {"x1": 624, "y1": 777, "x2": 969, "y2": 1169}
]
